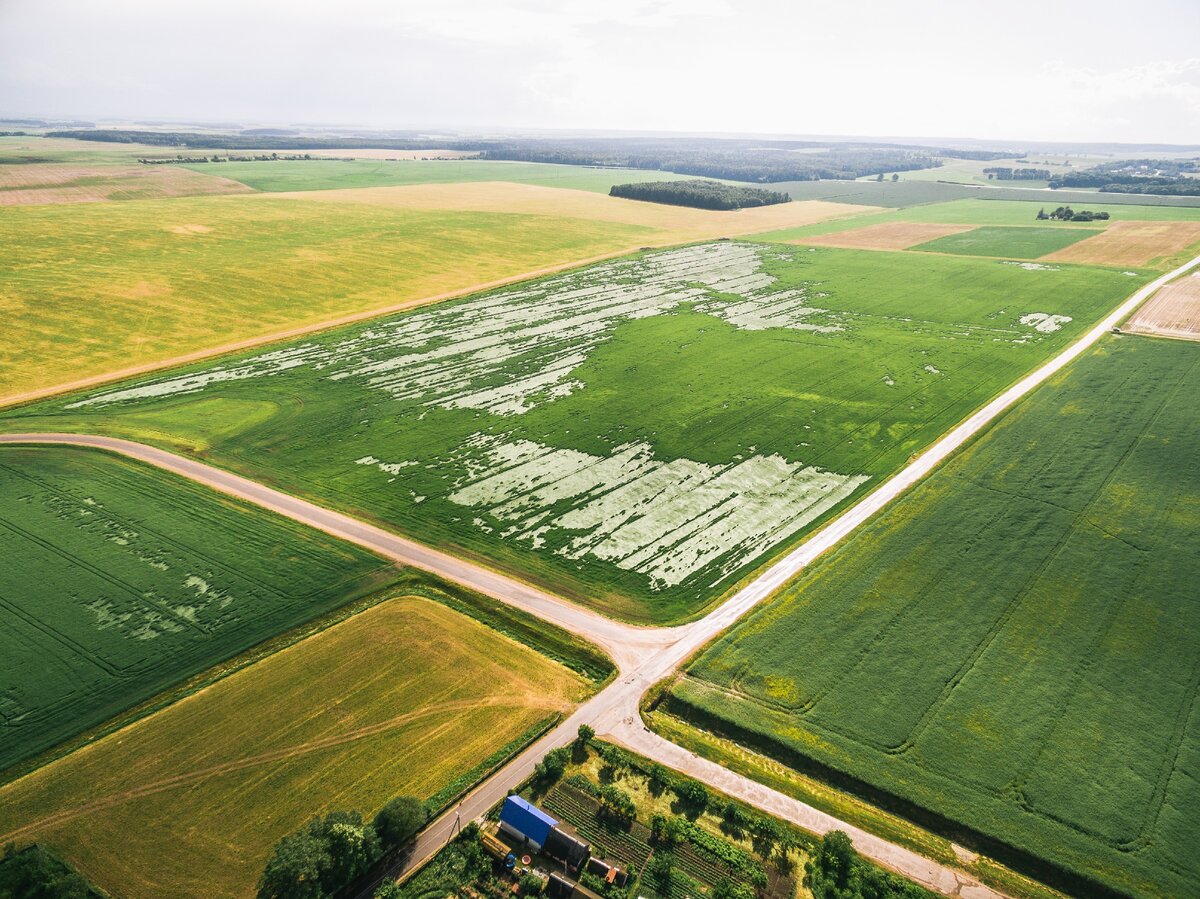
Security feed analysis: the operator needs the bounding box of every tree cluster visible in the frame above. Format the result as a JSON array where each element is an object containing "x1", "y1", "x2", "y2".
[
  {"x1": 982, "y1": 167, "x2": 1050, "y2": 180},
  {"x1": 1049, "y1": 159, "x2": 1200, "y2": 196},
  {"x1": 0, "y1": 844, "x2": 98, "y2": 899},
  {"x1": 1036, "y1": 206, "x2": 1110, "y2": 222},
  {"x1": 257, "y1": 797, "x2": 426, "y2": 899},
  {"x1": 610, "y1": 180, "x2": 789, "y2": 210},
  {"x1": 805, "y1": 832, "x2": 932, "y2": 899}
]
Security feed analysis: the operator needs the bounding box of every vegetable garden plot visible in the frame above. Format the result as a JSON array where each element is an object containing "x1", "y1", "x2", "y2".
[
  {"x1": 4, "y1": 242, "x2": 1147, "y2": 622},
  {"x1": 0, "y1": 445, "x2": 396, "y2": 772}
]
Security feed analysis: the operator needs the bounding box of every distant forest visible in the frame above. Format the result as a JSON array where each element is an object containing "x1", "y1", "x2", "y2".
[
  {"x1": 1050, "y1": 158, "x2": 1200, "y2": 196},
  {"x1": 46, "y1": 130, "x2": 1014, "y2": 183},
  {"x1": 610, "y1": 179, "x2": 789, "y2": 210}
]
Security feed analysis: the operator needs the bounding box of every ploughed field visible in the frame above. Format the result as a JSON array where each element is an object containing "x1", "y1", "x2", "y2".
[
  {"x1": 0, "y1": 594, "x2": 587, "y2": 899},
  {"x1": 2, "y1": 241, "x2": 1148, "y2": 623},
  {"x1": 666, "y1": 336, "x2": 1200, "y2": 897},
  {"x1": 0, "y1": 445, "x2": 397, "y2": 772}
]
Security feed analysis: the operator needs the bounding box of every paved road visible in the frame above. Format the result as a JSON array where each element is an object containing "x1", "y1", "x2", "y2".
[{"x1": 5, "y1": 252, "x2": 1197, "y2": 899}]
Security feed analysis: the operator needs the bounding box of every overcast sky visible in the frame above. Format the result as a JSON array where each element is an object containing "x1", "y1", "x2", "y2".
[{"x1": 2, "y1": 0, "x2": 1199, "y2": 144}]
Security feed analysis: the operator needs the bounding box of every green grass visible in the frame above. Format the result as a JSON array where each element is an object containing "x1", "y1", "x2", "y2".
[
  {"x1": 0, "y1": 594, "x2": 587, "y2": 899},
  {"x1": 1, "y1": 243, "x2": 1150, "y2": 624},
  {"x1": 669, "y1": 336, "x2": 1200, "y2": 898},
  {"x1": 912, "y1": 226, "x2": 1100, "y2": 259},
  {"x1": 0, "y1": 444, "x2": 398, "y2": 772},
  {"x1": 0, "y1": 194, "x2": 656, "y2": 398},
  {"x1": 184, "y1": 158, "x2": 702, "y2": 193}
]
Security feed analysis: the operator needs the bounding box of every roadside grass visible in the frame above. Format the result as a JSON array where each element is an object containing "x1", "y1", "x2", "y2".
[
  {"x1": 0, "y1": 194, "x2": 655, "y2": 398},
  {"x1": 185, "y1": 158, "x2": 705, "y2": 193},
  {"x1": 1, "y1": 243, "x2": 1150, "y2": 624},
  {"x1": 669, "y1": 336, "x2": 1200, "y2": 898},
  {"x1": 643, "y1": 705, "x2": 1066, "y2": 899},
  {"x1": 0, "y1": 443, "x2": 398, "y2": 773},
  {"x1": 910, "y1": 225, "x2": 1100, "y2": 259},
  {"x1": 0, "y1": 595, "x2": 589, "y2": 899}
]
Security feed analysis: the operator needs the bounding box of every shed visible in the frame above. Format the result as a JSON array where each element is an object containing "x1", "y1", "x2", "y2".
[
  {"x1": 546, "y1": 872, "x2": 574, "y2": 899},
  {"x1": 499, "y1": 796, "x2": 559, "y2": 850},
  {"x1": 544, "y1": 825, "x2": 590, "y2": 868}
]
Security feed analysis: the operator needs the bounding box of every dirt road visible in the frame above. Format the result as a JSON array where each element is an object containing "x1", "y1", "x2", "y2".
[{"x1": 5, "y1": 253, "x2": 1197, "y2": 899}]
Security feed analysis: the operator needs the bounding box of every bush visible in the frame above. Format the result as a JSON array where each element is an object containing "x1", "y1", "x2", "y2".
[
  {"x1": 673, "y1": 779, "x2": 709, "y2": 817},
  {"x1": 805, "y1": 831, "x2": 931, "y2": 899},
  {"x1": 373, "y1": 796, "x2": 427, "y2": 849},
  {"x1": 518, "y1": 873, "x2": 544, "y2": 895},
  {"x1": 597, "y1": 784, "x2": 637, "y2": 828}
]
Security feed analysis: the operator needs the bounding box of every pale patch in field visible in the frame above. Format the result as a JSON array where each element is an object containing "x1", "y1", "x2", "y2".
[
  {"x1": 0, "y1": 164, "x2": 251, "y2": 206},
  {"x1": 165, "y1": 224, "x2": 212, "y2": 235},
  {"x1": 442, "y1": 434, "x2": 867, "y2": 590},
  {"x1": 1000, "y1": 261, "x2": 1060, "y2": 272},
  {"x1": 71, "y1": 243, "x2": 850, "y2": 414},
  {"x1": 794, "y1": 221, "x2": 975, "y2": 251},
  {"x1": 1125, "y1": 274, "x2": 1200, "y2": 341},
  {"x1": 1019, "y1": 313, "x2": 1072, "y2": 333}
]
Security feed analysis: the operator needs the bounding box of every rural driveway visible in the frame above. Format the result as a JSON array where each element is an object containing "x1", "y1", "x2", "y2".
[{"x1": 5, "y1": 252, "x2": 1197, "y2": 899}]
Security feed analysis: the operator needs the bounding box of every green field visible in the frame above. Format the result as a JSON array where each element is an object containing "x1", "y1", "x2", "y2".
[
  {"x1": 2, "y1": 243, "x2": 1149, "y2": 623},
  {"x1": 759, "y1": 180, "x2": 1200, "y2": 210},
  {"x1": 0, "y1": 194, "x2": 660, "y2": 398},
  {"x1": 912, "y1": 225, "x2": 1100, "y2": 258},
  {"x1": 184, "y1": 158, "x2": 701, "y2": 193},
  {"x1": 0, "y1": 444, "x2": 397, "y2": 772},
  {"x1": 667, "y1": 336, "x2": 1200, "y2": 897},
  {"x1": 0, "y1": 594, "x2": 588, "y2": 899}
]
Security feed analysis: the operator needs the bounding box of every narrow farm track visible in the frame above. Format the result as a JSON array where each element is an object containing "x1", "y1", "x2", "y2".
[{"x1": 5, "y1": 252, "x2": 1198, "y2": 899}]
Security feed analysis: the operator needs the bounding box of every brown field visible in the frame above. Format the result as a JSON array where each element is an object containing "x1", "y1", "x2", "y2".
[
  {"x1": 792, "y1": 221, "x2": 974, "y2": 250},
  {"x1": 269, "y1": 180, "x2": 878, "y2": 240},
  {"x1": 0, "y1": 595, "x2": 587, "y2": 899},
  {"x1": 0, "y1": 163, "x2": 252, "y2": 205},
  {"x1": 303, "y1": 148, "x2": 481, "y2": 159},
  {"x1": 1044, "y1": 219, "x2": 1200, "y2": 266},
  {"x1": 1125, "y1": 273, "x2": 1200, "y2": 340}
]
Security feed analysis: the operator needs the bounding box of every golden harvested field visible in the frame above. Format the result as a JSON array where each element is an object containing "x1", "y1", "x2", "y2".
[
  {"x1": 270, "y1": 180, "x2": 877, "y2": 239},
  {"x1": 1045, "y1": 219, "x2": 1200, "y2": 266},
  {"x1": 0, "y1": 163, "x2": 251, "y2": 205},
  {"x1": 1125, "y1": 273, "x2": 1200, "y2": 340},
  {"x1": 793, "y1": 220, "x2": 974, "y2": 250},
  {"x1": 0, "y1": 595, "x2": 587, "y2": 899}
]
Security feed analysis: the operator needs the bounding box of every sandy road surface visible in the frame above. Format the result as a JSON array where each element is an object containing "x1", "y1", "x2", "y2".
[{"x1": 5, "y1": 253, "x2": 1197, "y2": 899}]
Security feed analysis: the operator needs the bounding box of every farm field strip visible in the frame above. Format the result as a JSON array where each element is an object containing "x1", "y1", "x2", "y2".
[
  {"x1": 795, "y1": 221, "x2": 975, "y2": 250},
  {"x1": 669, "y1": 332, "x2": 1200, "y2": 898},
  {"x1": 0, "y1": 444, "x2": 398, "y2": 773},
  {"x1": 910, "y1": 225, "x2": 1101, "y2": 259},
  {"x1": 0, "y1": 162, "x2": 253, "y2": 205},
  {"x1": 0, "y1": 595, "x2": 587, "y2": 899},
  {"x1": 1, "y1": 241, "x2": 1142, "y2": 621},
  {"x1": 1124, "y1": 272, "x2": 1200, "y2": 340},
  {"x1": 1045, "y1": 219, "x2": 1200, "y2": 266}
]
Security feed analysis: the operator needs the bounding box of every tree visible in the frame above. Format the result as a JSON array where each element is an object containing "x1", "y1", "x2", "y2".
[
  {"x1": 0, "y1": 844, "x2": 93, "y2": 899},
  {"x1": 673, "y1": 779, "x2": 709, "y2": 817},
  {"x1": 713, "y1": 878, "x2": 756, "y2": 899},
  {"x1": 646, "y1": 763, "x2": 671, "y2": 796},
  {"x1": 373, "y1": 796, "x2": 427, "y2": 849},
  {"x1": 576, "y1": 724, "x2": 595, "y2": 744},
  {"x1": 534, "y1": 746, "x2": 569, "y2": 784},
  {"x1": 875, "y1": 173, "x2": 884, "y2": 182},
  {"x1": 890, "y1": 173, "x2": 899, "y2": 182},
  {"x1": 518, "y1": 873, "x2": 544, "y2": 895},
  {"x1": 645, "y1": 851, "x2": 676, "y2": 894},
  {"x1": 257, "y1": 811, "x2": 380, "y2": 899},
  {"x1": 597, "y1": 785, "x2": 637, "y2": 828}
]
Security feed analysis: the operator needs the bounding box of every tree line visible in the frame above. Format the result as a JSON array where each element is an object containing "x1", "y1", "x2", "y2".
[
  {"x1": 1037, "y1": 206, "x2": 1111, "y2": 222},
  {"x1": 610, "y1": 179, "x2": 790, "y2": 210}
]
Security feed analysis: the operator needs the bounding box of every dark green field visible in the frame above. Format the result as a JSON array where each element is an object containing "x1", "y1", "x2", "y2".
[
  {"x1": 667, "y1": 336, "x2": 1200, "y2": 897},
  {"x1": 0, "y1": 444, "x2": 397, "y2": 773},
  {"x1": 912, "y1": 225, "x2": 1100, "y2": 258},
  {"x1": 0, "y1": 243, "x2": 1149, "y2": 623}
]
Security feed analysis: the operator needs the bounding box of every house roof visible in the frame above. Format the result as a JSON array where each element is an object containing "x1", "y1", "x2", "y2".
[{"x1": 500, "y1": 796, "x2": 558, "y2": 844}]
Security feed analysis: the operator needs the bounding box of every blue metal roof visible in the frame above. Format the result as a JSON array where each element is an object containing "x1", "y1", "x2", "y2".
[{"x1": 500, "y1": 795, "x2": 558, "y2": 845}]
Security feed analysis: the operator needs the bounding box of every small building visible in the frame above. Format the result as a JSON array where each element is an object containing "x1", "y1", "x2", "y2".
[
  {"x1": 544, "y1": 826, "x2": 590, "y2": 869},
  {"x1": 585, "y1": 857, "x2": 628, "y2": 887},
  {"x1": 499, "y1": 796, "x2": 559, "y2": 851},
  {"x1": 546, "y1": 872, "x2": 574, "y2": 899}
]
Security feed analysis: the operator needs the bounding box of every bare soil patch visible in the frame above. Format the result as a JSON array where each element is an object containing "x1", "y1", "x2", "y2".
[
  {"x1": 1045, "y1": 220, "x2": 1200, "y2": 266},
  {"x1": 794, "y1": 221, "x2": 975, "y2": 251},
  {"x1": 0, "y1": 164, "x2": 252, "y2": 206},
  {"x1": 1125, "y1": 273, "x2": 1200, "y2": 340},
  {"x1": 264, "y1": 180, "x2": 877, "y2": 241}
]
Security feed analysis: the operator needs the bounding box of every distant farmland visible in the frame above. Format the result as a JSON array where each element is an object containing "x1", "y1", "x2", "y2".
[
  {"x1": 0, "y1": 445, "x2": 396, "y2": 772},
  {"x1": 0, "y1": 595, "x2": 587, "y2": 899},
  {"x1": 3, "y1": 243, "x2": 1148, "y2": 623},
  {"x1": 912, "y1": 225, "x2": 1100, "y2": 259},
  {"x1": 667, "y1": 336, "x2": 1200, "y2": 898}
]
